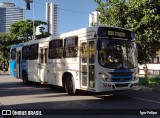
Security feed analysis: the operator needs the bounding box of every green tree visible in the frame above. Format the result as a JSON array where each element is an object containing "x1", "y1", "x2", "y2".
[
  {"x1": 0, "y1": 20, "x2": 50, "y2": 65},
  {"x1": 9, "y1": 20, "x2": 50, "y2": 41},
  {"x1": 126, "y1": 0, "x2": 160, "y2": 64},
  {"x1": 0, "y1": 33, "x2": 9, "y2": 65},
  {"x1": 9, "y1": 20, "x2": 32, "y2": 41},
  {"x1": 95, "y1": 0, "x2": 128, "y2": 27},
  {"x1": 95, "y1": 0, "x2": 160, "y2": 64},
  {"x1": 0, "y1": 33, "x2": 10, "y2": 63},
  {"x1": 0, "y1": 33, "x2": 23, "y2": 64}
]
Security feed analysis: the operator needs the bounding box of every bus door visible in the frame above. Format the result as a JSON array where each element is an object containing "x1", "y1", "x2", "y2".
[
  {"x1": 80, "y1": 40, "x2": 95, "y2": 89},
  {"x1": 16, "y1": 50, "x2": 22, "y2": 79},
  {"x1": 39, "y1": 47, "x2": 48, "y2": 83}
]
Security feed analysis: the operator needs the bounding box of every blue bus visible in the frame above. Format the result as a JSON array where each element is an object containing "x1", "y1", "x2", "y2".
[{"x1": 9, "y1": 43, "x2": 27, "y2": 79}]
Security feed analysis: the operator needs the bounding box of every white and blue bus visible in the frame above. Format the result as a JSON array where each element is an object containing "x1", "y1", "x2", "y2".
[
  {"x1": 9, "y1": 43, "x2": 24, "y2": 78},
  {"x1": 9, "y1": 26, "x2": 139, "y2": 95}
]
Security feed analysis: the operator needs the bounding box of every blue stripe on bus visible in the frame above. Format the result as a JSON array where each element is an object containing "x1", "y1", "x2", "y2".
[{"x1": 9, "y1": 60, "x2": 16, "y2": 77}]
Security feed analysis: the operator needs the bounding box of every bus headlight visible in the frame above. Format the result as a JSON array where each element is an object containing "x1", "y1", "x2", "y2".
[{"x1": 99, "y1": 73, "x2": 111, "y2": 82}]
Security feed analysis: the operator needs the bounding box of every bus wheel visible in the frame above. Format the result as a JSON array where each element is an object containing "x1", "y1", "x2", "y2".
[
  {"x1": 65, "y1": 75, "x2": 76, "y2": 95},
  {"x1": 22, "y1": 72, "x2": 29, "y2": 85}
]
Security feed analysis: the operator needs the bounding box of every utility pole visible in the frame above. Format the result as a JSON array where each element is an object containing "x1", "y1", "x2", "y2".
[
  {"x1": 25, "y1": 0, "x2": 35, "y2": 40},
  {"x1": 32, "y1": 0, "x2": 35, "y2": 40}
]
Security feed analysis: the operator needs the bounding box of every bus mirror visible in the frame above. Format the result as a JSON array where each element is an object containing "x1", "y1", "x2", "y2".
[{"x1": 97, "y1": 40, "x2": 101, "y2": 50}]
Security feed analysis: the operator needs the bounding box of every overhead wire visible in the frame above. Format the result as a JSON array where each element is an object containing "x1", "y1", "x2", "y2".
[
  {"x1": 31, "y1": 0, "x2": 90, "y2": 33},
  {"x1": 35, "y1": 1, "x2": 90, "y2": 14}
]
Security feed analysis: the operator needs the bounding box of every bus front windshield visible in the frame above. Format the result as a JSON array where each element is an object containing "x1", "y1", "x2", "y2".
[{"x1": 98, "y1": 38, "x2": 138, "y2": 69}]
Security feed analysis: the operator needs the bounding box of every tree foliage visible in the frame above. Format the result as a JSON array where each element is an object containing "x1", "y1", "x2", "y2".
[
  {"x1": 0, "y1": 33, "x2": 9, "y2": 63},
  {"x1": 95, "y1": 0, "x2": 160, "y2": 64},
  {"x1": 0, "y1": 20, "x2": 50, "y2": 63},
  {"x1": 9, "y1": 20, "x2": 49, "y2": 41},
  {"x1": 0, "y1": 32, "x2": 24, "y2": 63},
  {"x1": 96, "y1": 0, "x2": 128, "y2": 27}
]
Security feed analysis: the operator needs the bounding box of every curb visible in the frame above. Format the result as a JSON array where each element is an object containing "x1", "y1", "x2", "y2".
[
  {"x1": 152, "y1": 87, "x2": 160, "y2": 92},
  {"x1": 140, "y1": 86, "x2": 152, "y2": 92},
  {"x1": 140, "y1": 85, "x2": 160, "y2": 92},
  {"x1": 0, "y1": 71, "x2": 9, "y2": 75},
  {"x1": 0, "y1": 103, "x2": 4, "y2": 118}
]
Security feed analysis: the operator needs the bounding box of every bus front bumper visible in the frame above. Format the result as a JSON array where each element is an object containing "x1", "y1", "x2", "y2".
[{"x1": 101, "y1": 79, "x2": 139, "y2": 91}]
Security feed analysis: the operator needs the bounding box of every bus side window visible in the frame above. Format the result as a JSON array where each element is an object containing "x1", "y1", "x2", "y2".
[
  {"x1": 82, "y1": 43, "x2": 87, "y2": 63},
  {"x1": 58, "y1": 40, "x2": 63, "y2": 58},
  {"x1": 44, "y1": 48, "x2": 48, "y2": 63},
  {"x1": 11, "y1": 49, "x2": 16, "y2": 60},
  {"x1": 22, "y1": 46, "x2": 30, "y2": 60},
  {"x1": 49, "y1": 39, "x2": 63, "y2": 59},
  {"x1": 64, "y1": 36, "x2": 78, "y2": 58},
  {"x1": 40, "y1": 48, "x2": 44, "y2": 63},
  {"x1": 89, "y1": 41, "x2": 94, "y2": 63},
  {"x1": 29, "y1": 44, "x2": 38, "y2": 60}
]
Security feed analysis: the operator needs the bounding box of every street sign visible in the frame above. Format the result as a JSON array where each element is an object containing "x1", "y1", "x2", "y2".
[
  {"x1": 36, "y1": 26, "x2": 41, "y2": 35},
  {"x1": 39, "y1": 27, "x2": 45, "y2": 33}
]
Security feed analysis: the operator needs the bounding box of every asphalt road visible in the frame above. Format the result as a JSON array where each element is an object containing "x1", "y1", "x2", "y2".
[{"x1": 0, "y1": 74, "x2": 160, "y2": 118}]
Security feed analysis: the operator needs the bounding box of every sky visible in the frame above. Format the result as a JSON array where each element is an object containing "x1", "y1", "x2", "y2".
[{"x1": 0, "y1": 0, "x2": 97, "y2": 34}]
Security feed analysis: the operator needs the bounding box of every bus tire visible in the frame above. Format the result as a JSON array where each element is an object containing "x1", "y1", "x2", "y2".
[
  {"x1": 65, "y1": 75, "x2": 76, "y2": 95},
  {"x1": 22, "y1": 71, "x2": 29, "y2": 85}
]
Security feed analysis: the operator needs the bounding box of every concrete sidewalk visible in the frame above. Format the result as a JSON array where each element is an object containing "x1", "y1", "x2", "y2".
[
  {"x1": 0, "y1": 71, "x2": 9, "y2": 75},
  {"x1": 140, "y1": 85, "x2": 160, "y2": 92}
]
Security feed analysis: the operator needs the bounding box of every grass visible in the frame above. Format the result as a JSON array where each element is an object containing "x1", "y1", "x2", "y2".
[
  {"x1": 139, "y1": 77, "x2": 148, "y2": 85},
  {"x1": 139, "y1": 76, "x2": 160, "y2": 89}
]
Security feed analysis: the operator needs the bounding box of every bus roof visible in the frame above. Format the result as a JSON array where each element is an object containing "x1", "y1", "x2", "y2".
[
  {"x1": 23, "y1": 26, "x2": 98, "y2": 46},
  {"x1": 57, "y1": 26, "x2": 132, "y2": 37},
  {"x1": 16, "y1": 26, "x2": 134, "y2": 46},
  {"x1": 10, "y1": 43, "x2": 24, "y2": 49}
]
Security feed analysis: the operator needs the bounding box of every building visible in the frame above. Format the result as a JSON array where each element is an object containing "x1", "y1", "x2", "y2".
[
  {"x1": 46, "y1": 2, "x2": 58, "y2": 36},
  {"x1": 138, "y1": 51, "x2": 160, "y2": 77},
  {"x1": 0, "y1": 2, "x2": 24, "y2": 33},
  {"x1": 89, "y1": 11, "x2": 100, "y2": 27}
]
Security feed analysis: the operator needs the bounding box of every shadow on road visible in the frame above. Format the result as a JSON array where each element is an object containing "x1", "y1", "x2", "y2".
[
  {"x1": 0, "y1": 74, "x2": 138, "y2": 99},
  {"x1": 0, "y1": 81, "x2": 67, "y2": 97},
  {"x1": 1, "y1": 77, "x2": 160, "y2": 118}
]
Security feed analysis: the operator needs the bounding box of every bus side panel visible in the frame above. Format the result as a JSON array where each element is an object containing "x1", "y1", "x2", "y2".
[
  {"x1": 47, "y1": 61, "x2": 56, "y2": 85},
  {"x1": 28, "y1": 60, "x2": 39, "y2": 82},
  {"x1": 20, "y1": 60, "x2": 28, "y2": 78},
  {"x1": 9, "y1": 60, "x2": 16, "y2": 78}
]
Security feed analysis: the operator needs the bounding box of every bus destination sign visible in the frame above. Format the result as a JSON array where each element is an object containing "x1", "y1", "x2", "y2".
[
  {"x1": 108, "y1": 31, "x2": 126, "y2": 38},
  {"x1": 98, "y1": 27, "x2": 134, "y2": 40}
]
